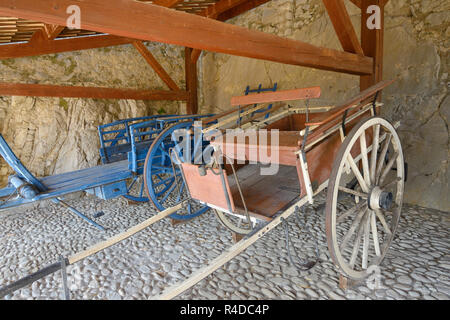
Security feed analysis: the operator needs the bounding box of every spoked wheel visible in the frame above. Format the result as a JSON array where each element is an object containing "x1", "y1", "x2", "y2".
[
  {"x1": 214, "y1": 209, "x2": 254, "y2": 236},
  {"x1": 123, "y1": 175, "x2": 148, "y2": 203},
  {"x1": 326, "y1": 116, "x2": 405, "y2": 281},
  {"x1": 143, "y1": 121, "x2": 209, "y2": 220}
]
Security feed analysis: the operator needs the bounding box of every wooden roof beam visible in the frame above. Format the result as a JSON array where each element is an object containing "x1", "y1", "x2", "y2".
[
  {"x1": 0, "y1": 0, "x2": 373, "y2": 75},
  {"x1": 44, "y1": 24, "x2": 65, "y2": 40},
  {"x1": 0, "y1": 82, "x2": 189, "y2": 100},
  {"x1": 132, "y1": 41, "x2": 180, "y2": 91},
  {"x1": 323, "y1": 0, "x2": 364, "y2": 55},
  {"x1": 152, "y1": 0, "x2": 185, "y2": 8},
  {"x1": 348, "y1": 0, "x2": 361, "y2": 8},
  {"x1": 217, "y1": 0, "x2": 271, "y2": 21},
  {"x1": 198, "y1": 0, "x2": 248, "y2": 18},
  {"x1": 0, "y1": 34, "x2": 133, "y2": 60}
]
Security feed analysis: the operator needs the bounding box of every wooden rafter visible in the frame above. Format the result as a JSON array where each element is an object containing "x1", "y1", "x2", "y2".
[
  {"x1": 0, "y1": 34, "x2": 133, "y2": 60},
  {"x1": 217, "y1": 0, "x2": 271, "y2": 21},
  {"x1": 192, "y1": 0, "x2": 250, "y2": 62},
  {"x1": 132, "y1": 41, "x2": 180, "y2": 91},
  {"x1": 152, "y1": 0, "x2": 185, "y2": 8},
  {"x1": 43, "y1": 24, "x2": 65, "y2": 40},
  {"x1": 198, "y1": 0, "x2": 248, "y2": 18},
  {"x1": 190, "y1": 49, "x2": 202, "y2": 63},
  {"x1": 0, "y1": 82, "x2": 189, "y2": 101},
  {"x1": 0, "y1": 0, "x2": 373, "y2": 75},
  {"x1": 323, "y1": 0, "x2": 364, "y2": 55},
  {"x1": 185, "y1": 47, "x2": 198, "y2": 114},
  {"x1": 348, "y1": 0, "x2": 361, "y2": 8}
]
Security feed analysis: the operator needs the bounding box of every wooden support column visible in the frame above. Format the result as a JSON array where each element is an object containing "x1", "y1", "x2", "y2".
[
  {"x1": 185, "y1": 47, "x2": 198, "y2": 114},
  {"x1": 360, "y1": 0, "x2": 385, "y2": 92}
]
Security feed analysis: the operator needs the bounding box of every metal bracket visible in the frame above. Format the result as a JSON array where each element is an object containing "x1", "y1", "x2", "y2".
[
  {"x1": 372, "y1": 91, "x2": 379, "y2": 116},
  {"x1": 341, "y1": 109, "x2": 349, "y2": 137}
]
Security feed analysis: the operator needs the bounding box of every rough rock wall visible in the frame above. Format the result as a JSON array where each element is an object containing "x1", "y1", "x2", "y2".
[
  {"x1": 0, "y1": 42, "x2": 186, "y2": 183},
  {"x1": 199, "y1": 0, "x2": 449, "y2": 212}
]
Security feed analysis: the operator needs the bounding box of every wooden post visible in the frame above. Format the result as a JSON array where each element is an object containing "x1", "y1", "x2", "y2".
[
  {"x1": 185, "y1": 47, "x2": 198, "y2": 114},
  {"x1": 360, "y1": 0, "x2": 385, "y2": 92}
]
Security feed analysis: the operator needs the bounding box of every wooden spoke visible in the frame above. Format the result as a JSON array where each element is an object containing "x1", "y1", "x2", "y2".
[
  {"x1": 381, "y1": 177, "x2": 401, "y2": 189},
  {"x1": 349, "y1": 210, "x2": 368, "y2": 268},
  {"x1": 362, "y1": 212, "x2": 371, "y2": 269},
  {"x1": 340, "y1": 207, "x2": 367, "y2": 251},
  {"x1": 347, "y1": 154, "x2": 369, "y2": 192},
  {"x1": 379, "y1": 151, "x2": 399, "y2": 186},
  {"x1": 374, "y1": 208, "x2": 392, "y2": 234},
  {"x1": 370, "y1": 124, "x2": 380, "y2": 183},
  {"x1": 375, "y1": 133, "x2": 392, "y2": 185},
  {"x1": 370, "y1": 210, "x2": 381, "y2": 256},
  {"x1": 337, "y1": 200, "x2": 367, "y2": 223},
  {"x1": 359, "y1": 130, "x2": 371, "y2": 186},
  {"x1": 338, "y1": 186, "x2": 368, "y2": 200}
]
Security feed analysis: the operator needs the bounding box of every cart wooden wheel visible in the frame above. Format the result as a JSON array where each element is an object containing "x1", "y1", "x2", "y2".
[
  {"x1": 214, "y1": 209, "x2": 254, "y2": 236},
  {"x1": 143, "y1": 121, "x2": 209, "y2": 220},
  {"x1": 123, "y1": 175, "x2": 148, "y2": 203},
  {"x1": 326, "y1": 116, "x2": 405, "y2": 280}
]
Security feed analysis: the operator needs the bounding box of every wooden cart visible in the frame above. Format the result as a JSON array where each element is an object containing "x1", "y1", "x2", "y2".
[{"x1": 175, "y1": 79, "x2": 405, "y2": 283}]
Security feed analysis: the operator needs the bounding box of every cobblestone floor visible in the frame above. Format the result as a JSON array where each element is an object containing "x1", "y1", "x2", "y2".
[{"x1": 0, "y1": 190, "x2": 448, "y2": 300}]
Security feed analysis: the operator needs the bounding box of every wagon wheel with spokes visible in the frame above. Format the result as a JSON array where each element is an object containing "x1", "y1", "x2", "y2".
[
  {"x1": 143, "y1": 121, "x2": 209, "y2": 220},
  {"x1": 123, "y1": 175, "x2": 148, "y2": 203},
  {"x1": 325, "y1": 116, "x2": 405, "y2": 281}
]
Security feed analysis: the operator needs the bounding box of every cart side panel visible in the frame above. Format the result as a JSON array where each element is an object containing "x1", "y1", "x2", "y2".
[
  {"x1": 299, "y1": 113, "x2": 374, "y2": 197},
  {"x1": 181, "y1": 162, "x2": 235, "y2": 212}
]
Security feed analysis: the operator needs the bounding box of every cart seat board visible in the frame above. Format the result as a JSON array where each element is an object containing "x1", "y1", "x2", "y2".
[
  {"x1": 231, "y1": 87, "x2": 321, "y2": 106},
  {"x1": 39, "y1": 160, "x2": 132, "y2": 195}
]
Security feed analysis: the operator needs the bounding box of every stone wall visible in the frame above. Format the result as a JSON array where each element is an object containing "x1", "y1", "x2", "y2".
[
  {"x1": 0, "y1": 42, "x2": 186, "y2": 182},
  {"x1": 0, "y1": 0, "x2": 448, "y2": 211},
  {"x1": 199, "y1": 0, "x2": 449, "y2": 212}
]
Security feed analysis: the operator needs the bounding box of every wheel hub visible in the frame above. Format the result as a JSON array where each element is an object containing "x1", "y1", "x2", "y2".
[{"x1": 368, "y1": 186, "x2": 393, "y2": 210}]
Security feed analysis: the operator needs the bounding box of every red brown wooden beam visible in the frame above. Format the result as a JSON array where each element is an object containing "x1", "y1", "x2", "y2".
[
  {"x1": 192, "y1": 0, "x2": 249, "y2": 63},
  {"x1": 217, "y1": 0, "x2": 271, "y2": 21},
  {"x1": 132, "y1": 41, "x2": 180, "y2": 91},
  {"x1": 0, "y1": 0, "x2": 373, "y2": 76},
  {"x1": 231, "y1": 87, "x2": 321, "y2": 106},
  {"x1": 360, "y1": 0, "x2": 385, "y2": 92},
  {"x1": 349, "y1": 0, "x2": 362, "y2": 8},
  {"x1": 322, "y1": 0, "x2": 364, "y2": 55},
  {"x1": 185, "y1": 47, "x2": 198, "y2": 114},
  {"x1": 190, "y1": 49, "x2": 202, "y2": 63},
  {"x1": 152, "y1": 0, "x2": 184, "y2": 8},
  {"x1": 44, "y1": 24, "x2": 65, "y2": 40},
  {"x1": 198, "y1": 0, "x2": 248, "y2": 18},
  {"x1": 0, "y1": 34, "x2": 133, "y2": 60},
  {"x1": 0, "y1": 83, "x2": 189, "y2": 101}
]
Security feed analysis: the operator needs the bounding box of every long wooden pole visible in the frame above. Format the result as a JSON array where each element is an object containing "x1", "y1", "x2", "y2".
[{"x1": 153, "y1": 182, "x2": 328, "y2": 300}]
